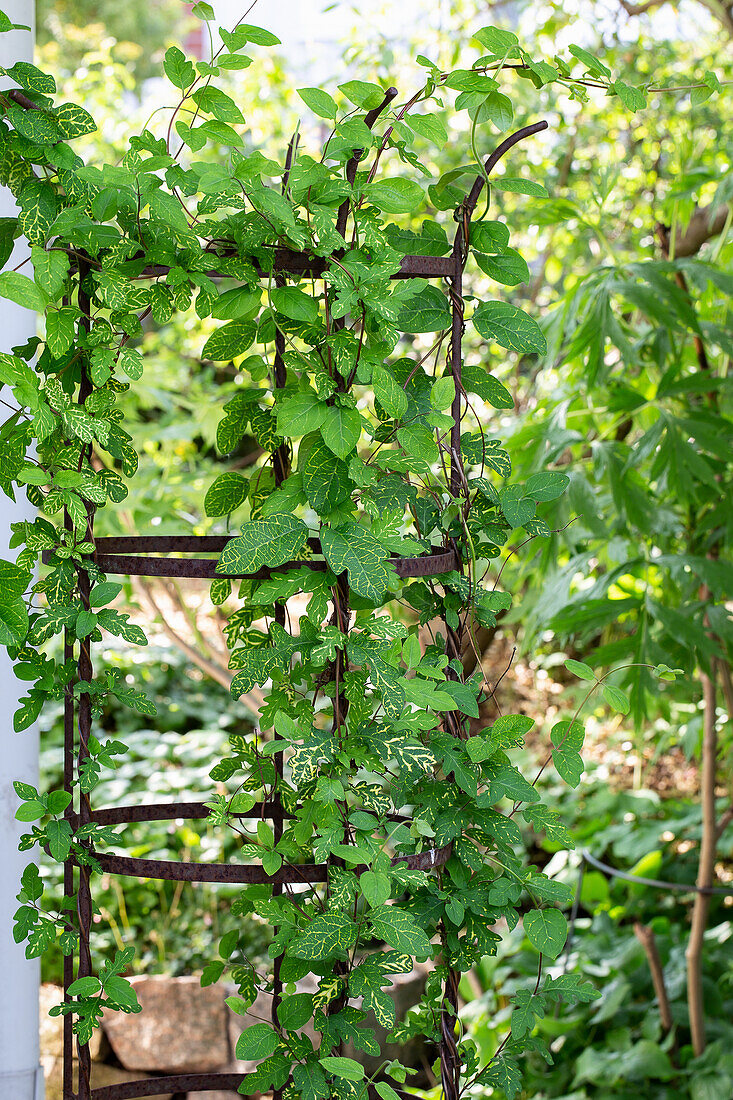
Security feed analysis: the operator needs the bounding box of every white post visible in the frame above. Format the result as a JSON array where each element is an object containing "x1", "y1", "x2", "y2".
[{"x1": 0, "y1": 3, "x2": 44, "y2": 1099}]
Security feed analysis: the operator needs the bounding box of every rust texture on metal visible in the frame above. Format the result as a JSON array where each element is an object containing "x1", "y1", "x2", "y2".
[
  {"x1": 89, "y1": 1075, "x2": 421, "y2": 1100},
  {"x1": 61, "y1": 111, "x2": 546, "y2": 1100}
]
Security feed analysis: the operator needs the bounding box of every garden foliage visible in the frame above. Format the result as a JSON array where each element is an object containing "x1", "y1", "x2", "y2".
[{"x1": 0, "y1": 4, "x2": 717, "y2": 1097}]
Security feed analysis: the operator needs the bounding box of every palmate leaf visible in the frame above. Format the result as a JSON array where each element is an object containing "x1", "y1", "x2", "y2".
[
  {"x1": 218, "y1": 514, "x2": 309, "y2": 575},
  {"x1": 322, "y1": 524, "x2": 392, "y2": 601}
]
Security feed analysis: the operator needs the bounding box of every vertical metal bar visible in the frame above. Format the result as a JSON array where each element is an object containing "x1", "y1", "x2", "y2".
[
  {"x1": 76, "y1": 573, "x2": 93, "y2": 1100},
  {"x1": 63, "y1": 627, "x2": 74, "y2": 1100},
  {"x1": 75, "y1": 258, "x2": 94, "y2": 1100},
  {"x1": 439, "y1": 231, "x2": 465, "y2": 1100},
  {"x1": 270, "y1": 132, "x2": 298, "y2": 1064},
  {"x1": 449, "y1": 232, "x2": 464, "y2": 500}
]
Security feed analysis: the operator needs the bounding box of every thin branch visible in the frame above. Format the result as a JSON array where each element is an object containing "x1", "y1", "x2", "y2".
[{"x1": 634, "y1": 922, "x2": 675, "y2": 1036}]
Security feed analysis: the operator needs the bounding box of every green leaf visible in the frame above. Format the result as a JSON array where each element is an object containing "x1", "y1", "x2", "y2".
[
  {"x1": 218, "y1": 514, "x2": 309, "y2": 574},
  {"x1": 319, "y1": 1057, "x2": 365, "y2": 1082},
  {"x1": 291, "y1": 912, "x2": 357, "y2": 960},
  {"x1": 237, "y1": 23, "x2": 280, "y2": 46},
  {"x1": 277, "y1": 390, "x2": 328, "y2": 437},
  {"x1": 54, "y1": 102, "x2": 96, "y2": 139},
  {"x1": 551, "y1": 719, "x2": 584, "y2": 786},
  {"x1": 338, "y1": 80, "x2": 385, "y2": 109},
  {"x1": 397, "y1": 285, "x2": 450, "y2": 333},
  {"x1": 431, "y1": 375, "x2": 455, "y2": 410},
  {"x1": 492, "y1": 177, "x2": 549, "y2": 197},
  {"x1": 226, "y1": 995, "x2": 253, "y2": 1016},
  {"x1": 603, "y1": 684, "x2": 630, "y2": 715},
  {"x1": 6, "y1": 61, "x2": 55, "y2": 93},
  {"x1": 565, "y1": 658, "x2": 595, "y2": 681},
  {"x1": 473, "y1": 26, "x2": 519, "y2": 53},
  {"x1": 205, "y1": 472, "x2": 249, "y2": 517},
  {"x1": 15, "y1": 799, "x2": 46, "y2": 821},
  {"x1": 473, "y1": 300, "x2": 546, "y2": 355},
  {"x1": 373, "y1": 365, "x2": 408, "y2": 419},
  {"x1": 7, "y1": 104, "x2": 61, "y2": 144},
  {"x1": 235, "y1": 1022, "x2": 280, "y2": 1061},
  {"x1": 568, "y1": 44, "x2": 612, "y2": 78},
  {"x1": 202, "y1": 321, "x2": 256, "y2": 361},
  {"x1": 361, "y1": 870, "x2": 391, "y2": 908},
  {"x1": 364, "y1": 178, "x2": 424, "y2": 214},
  {"x1": 164, "y1": 46, "x2": 196, "y2": 90},
  {"x1": 369, "y1": 907, "x2": 432, "y2": 959},
  {"x1": 89, "y1": 582, "x2": 122, "y2": 609},
  {"x1": 321, "y1": 524, "x2": 392, "y2": 601},
  {"x1": 18, "y1": 180, "x2": 57, "y2": 246},
  {"x1": 298, "y1": 87, "x2": 338, "y2": 119},
  {"x1": 0, "y1": 595, "x2": 29, "y2": 645},
  {"x1": 277, "y1": 992, "x2": 313, "y2": 1031},
  {"x1": 461, "y1": 362, "x2": 514, "y2": 408},
  {"x1": 613, "y1": 80, "x2": 647, "y2": 113},
  {"x1": 475, "y1": 248, "x2": 529, "y2": 286},
  {"x1": 46, "y1": 819, "x2": 72, "y2": 861},
  {"x1": 68, "y1": 976, "x2": 101, "y2": 997},
  {"x1": 500, "y1": 486, "x2": 535, "y2": 528},
  {"x1": 0, "y1": 271, "x2": 48, "y2": 313},
  {"x1": 300, "y1": 434, "x2": 351, "y2": 514},
  {"x1": 523, "y1": 907, "x2": 567, "y2": 959},
  {"x1": 32, "y1": 246, "x2": 70, "y2": 299},
  {"x1": 408, "y1": 113, "x2": 448, "y2": 145},
  {"x1": 321, "y1": 405, "x2": 361, "y2": 459},
  {"x1": 470, "y1": 221, "x2": 510, "y2": 252},
  {"x1": 271, "y1": 286, "x2": 319, "y2": 323},
  {"x1": 482, "y1": 90, "x2": 513, "y2": 131},
  {"x1": 192, "y1": 86, "x2": 245, "y2": 124},
  {"x1": 525, "y1": 471, "x2": 569, "y2": 501},
  {"x1": 45, "y1": 308, "x2": 76, "y2": 358},
  {"x1": 375, "y1": 1083, "x2": 402, "y2": 1100}
]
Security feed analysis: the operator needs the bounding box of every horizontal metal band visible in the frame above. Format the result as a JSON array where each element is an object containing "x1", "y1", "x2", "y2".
[
  {"x1": 73, "y1": 541, "x2": 458, "y2": 581},
  {"x1": 91, "y1": 1073, "x2": 246, "y2": 1099},
  {"x1": 91, "y1": 1074, "x2": 423, "y2": 1100},
  {"x1": 84, "y1": 842, "x2": 451, "y2": 884},
  {"x1": 136, "y1": 250, "x2": 453, "y2": 282},
  {"x1": 93, "y1": 851, "x2": 329, "y2": 884},
  {"x1": 85, "y1": 800, "x2": 285, "y2": 826},
  {"x1": 81, "y1": 801, "x2": 410, "y2": 829}
]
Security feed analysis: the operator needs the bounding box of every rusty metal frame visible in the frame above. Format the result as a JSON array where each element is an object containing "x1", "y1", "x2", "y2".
[{"x1": 60, "y1": 93, "x2": 547, "y2": 1099}]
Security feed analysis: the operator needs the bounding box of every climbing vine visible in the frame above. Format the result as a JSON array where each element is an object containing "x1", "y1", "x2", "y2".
[{"x1": 0, "y1": 5, "x2": 703, "y2": 1097}]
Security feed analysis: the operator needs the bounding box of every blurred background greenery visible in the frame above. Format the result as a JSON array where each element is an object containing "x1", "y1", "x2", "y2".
[{"x1": 32, "y1": 1, "x2": 733, "y2": 1097}]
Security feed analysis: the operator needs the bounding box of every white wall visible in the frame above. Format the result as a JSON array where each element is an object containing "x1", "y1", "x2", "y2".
[{"x1": 0, "y1": 3, "x2": 44, "y2": 1098}]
